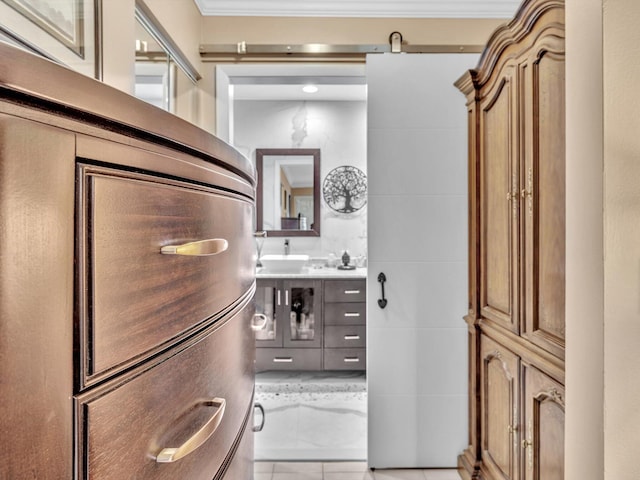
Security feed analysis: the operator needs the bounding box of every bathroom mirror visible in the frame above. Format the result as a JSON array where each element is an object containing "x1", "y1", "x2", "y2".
[{"x1": 256, "y1": 148, "x2": 320, "y2": 237}]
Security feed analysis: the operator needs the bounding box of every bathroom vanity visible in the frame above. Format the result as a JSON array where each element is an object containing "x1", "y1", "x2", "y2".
[{"x1": 254, "y1": 270, "x2": 366, "y2": 372}]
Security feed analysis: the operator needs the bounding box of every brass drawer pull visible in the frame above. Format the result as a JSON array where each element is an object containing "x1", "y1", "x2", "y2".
[
  {"x1": 160, "y1": 238, "x2": 228, "y2": 256},
  {"x1": 251, "y1": 314, "x2": 268, "y2": 332},
  {"x1": 273, "y1": 357, "x2": 293, "y2": 363},
  {"x1": 344, "y1": 312, "x2": 361, "y2": 317},
  {"x1": 344, "y1": 335, "x2": 361, "y2": 340},
  {"x1": 156, "y1": 397, "x2": 226, "y2": 463},
  {"x1": 343, "y1": 357, "x2": 360, "y2": 363}
]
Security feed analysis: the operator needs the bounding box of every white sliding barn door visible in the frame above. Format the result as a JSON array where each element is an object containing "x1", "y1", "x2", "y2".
[{"x1": 366, "y1": 53, "x2": 478, "y2": 468}]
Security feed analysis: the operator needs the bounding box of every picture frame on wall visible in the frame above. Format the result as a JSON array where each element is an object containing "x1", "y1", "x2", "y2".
[{"x1": 0, "y1": 0, "x2": 102, "y2": 79}]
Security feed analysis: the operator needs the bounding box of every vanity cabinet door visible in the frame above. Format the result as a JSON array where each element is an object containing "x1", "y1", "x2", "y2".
[
  {"x1": 282, "y1": 280, "x2": 323, "y2": 348},
  {"x1": 254, "y1": 279, "x2": 283, "y2": 347}
]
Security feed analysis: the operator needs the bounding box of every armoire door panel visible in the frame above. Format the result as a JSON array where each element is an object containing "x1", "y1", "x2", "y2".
[
  {"x1": 480, "y1": 73, "x2": 519, "y2": 333},
  {"x1": 481, "y1": 336, "x2": 519, "y2": 480},
  {"x1": 522, "y1": 46, "x2": 566, "y2": 358},
  {"x1": 522, "y1": 365, "x2": 564, "y2": 480}
]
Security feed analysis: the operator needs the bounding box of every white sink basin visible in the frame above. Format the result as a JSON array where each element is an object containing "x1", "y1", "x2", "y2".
[{"x1": 260, "y1": 254, "x2": 309, "y2": 272}]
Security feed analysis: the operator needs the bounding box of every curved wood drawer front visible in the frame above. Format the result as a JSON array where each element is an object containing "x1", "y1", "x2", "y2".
[
  {"x1": 78, "y1": 165, "x2": 255, "y2": 385},
  {"x1": 76, "y1": 305, "x2": 255, "y2": 480}
]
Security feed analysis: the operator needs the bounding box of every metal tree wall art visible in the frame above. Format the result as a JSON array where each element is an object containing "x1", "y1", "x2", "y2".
[{"x1": 322, "y1": 166, "x2": 367, "y2": 213}]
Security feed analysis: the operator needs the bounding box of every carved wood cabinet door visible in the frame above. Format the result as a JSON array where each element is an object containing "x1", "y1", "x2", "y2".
[
  {"x1": 479, "y1": 62, "x2": 521, "y2": 335},
  {"x1": 521, "y1": 365, "x2": 565, "y2": 480},
  {"x1": 520, "y1": 33, "x2": 566, "y2": 360},
  {"x1": 481, "y1": 336, "x2": 520, "y2": 480}
]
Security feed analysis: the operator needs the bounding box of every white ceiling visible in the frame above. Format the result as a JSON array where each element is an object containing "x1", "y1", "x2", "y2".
[{"x1": 194, "y1": 0, "x2": 520, "y2": 18}]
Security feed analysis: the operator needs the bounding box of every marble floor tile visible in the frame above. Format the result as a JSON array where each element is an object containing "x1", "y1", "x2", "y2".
[
  {"x1": 272, "y1": 473, "x2": 323, "y2": 480},
  {"x1": 323, "y1": 461, "x2": 370, "y2": 472},
  {"x1": 372, "y1": 469, "x2": 428, "y2": 480},
  {"x1": 255, "y1": 371, "x2": 367, "y2": 461},
  {"x1": 422, "y1": 470, "x2": 461, "y2": 480},
  {"x1": 325, "y1": 473, "x2": 375, "y2": 480}
]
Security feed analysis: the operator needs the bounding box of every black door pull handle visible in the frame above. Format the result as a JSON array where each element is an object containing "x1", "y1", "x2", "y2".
[{"x1": 377, "y1": 272, "x2": 388, "y2": 309}]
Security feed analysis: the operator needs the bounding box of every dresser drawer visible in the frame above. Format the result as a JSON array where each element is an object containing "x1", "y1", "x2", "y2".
[
  {"x1": 324, "y1": 325, "x2": 366, "y2": 348},
  {"x1": 324, "y1": 279, "x2": 366, "y2": 303},
  {"x1": 255, "y1": 348, "x2": 322, "y2": 372},
  {"x1": 323, "y1": 348, "x2": 366, "y2": 371},
  {"x1": 76, "y1": 304, "x2": 255, "y2": 480},
  {"x1": 79, "y1": 166, "x2": 254, "y2": 383},
  {"x1": 324, "y1": 302, "x2": 366, "y2": 325}
]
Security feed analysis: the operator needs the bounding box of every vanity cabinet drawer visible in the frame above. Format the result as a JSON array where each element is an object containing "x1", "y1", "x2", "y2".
[
  {"x1": 79, "y1": 166, "x2": 254, "y2": 384},
  {"x1": 255, "y1": 348, "x2": 322, "y2": 371},
  {"x1": 76, "y1": 305, "x2": 255, "y2": 480},
  {"x1": 323, "y1": 348, "x2": 366, "y2": 371},
  {"x1": 324, "y1": 325, "x2": 366, "y2": 348},
  {"x1": 324, "y1": 279, "x2": 366, "y2": 303},
  {"x1": 324, "y1": 303, "x2": 366, "y2": 326}
]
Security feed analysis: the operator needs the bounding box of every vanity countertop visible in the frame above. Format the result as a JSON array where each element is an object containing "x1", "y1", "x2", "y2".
[{"x1": 256, "y1": 267, "x2": 367, "y2": 280}]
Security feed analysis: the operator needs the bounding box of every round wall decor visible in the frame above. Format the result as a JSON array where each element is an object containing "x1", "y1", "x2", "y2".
[{"x1": 322, "y1": 166, "x2": 367, "y2": 213}]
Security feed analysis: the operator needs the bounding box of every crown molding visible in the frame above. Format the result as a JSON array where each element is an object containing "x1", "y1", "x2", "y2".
[{"x1": 194, "y1": 0, "x2": 521, "y2": 19}]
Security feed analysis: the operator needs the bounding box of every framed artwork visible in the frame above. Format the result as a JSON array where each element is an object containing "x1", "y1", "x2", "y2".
[
  {"x1": 0, "y1": 0, "x2": 102, "y2": 79},
  {"x1": 322, "y1": 166, "x2": 367, "y2": 214}
]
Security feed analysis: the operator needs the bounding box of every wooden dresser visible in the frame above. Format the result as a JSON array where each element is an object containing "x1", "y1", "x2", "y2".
[
  {"x1": 0, "y1": 43, "x2": 256, "y2": 479},
  {"x1": 455, "y1": 1, "x2": 565, "y2": 479}
]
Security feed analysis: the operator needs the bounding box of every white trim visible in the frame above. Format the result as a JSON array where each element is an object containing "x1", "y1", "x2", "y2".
[{"x1": 194, "y1": 0, "x2": 520, "y2": 18}]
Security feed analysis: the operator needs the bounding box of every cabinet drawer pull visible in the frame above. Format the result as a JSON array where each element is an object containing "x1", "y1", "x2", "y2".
[
  {"x1": 344, "y1": 290, "x2": 361, "y2": 294},
  {"x1": 156, "y1": 397, "x2": 226, "y2": 463},
  {"x1": 344, "y1": 335, "x2": 361, "y2": 340},
  {"x1": 343, "y1": 357, "x2": 360, "y2": 363},
  {"x1": 344, "y1": 312, "x2": 361, "y2": 317},
  {"x1": 160, "y1": 238, "x2": 228, "y2": 256},
  {"x1": 273, "y1": 357, "x2": 293, "y2": 363},
  {"x1": 251, "y1": 314, "x2": 268, "y2": 332}
]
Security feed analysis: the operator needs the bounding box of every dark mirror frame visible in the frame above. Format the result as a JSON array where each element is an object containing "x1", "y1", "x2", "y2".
[{"x1": 256, "y1": 148, "x2": 321, "y2": 237}]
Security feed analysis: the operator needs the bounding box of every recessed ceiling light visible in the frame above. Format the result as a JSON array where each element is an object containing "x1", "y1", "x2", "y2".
[{"x1": 302, "y1": 85, "x2": 318, "y2": 94}]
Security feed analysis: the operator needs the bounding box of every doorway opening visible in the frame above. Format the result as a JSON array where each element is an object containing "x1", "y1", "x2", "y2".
[{"x1": 218, "y1": 63, "x2": 369, "y2": 462}]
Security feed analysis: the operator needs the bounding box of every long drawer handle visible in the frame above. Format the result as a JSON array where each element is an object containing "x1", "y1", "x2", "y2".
[
  {"x1": 343, "y1": 357, "x2": 360, "y2": 363},
  {"x1": 160, "y1": 238, "x2": 228, "y2": 256},
  {"x1": 344, "y1": 290, "x2": 361, "y2": 295},
  {"x1": 251, "y1": 314, "x2": 268, "y2": 332},
  {"x1": 344, "y1": 335, "x2": 361, "y2": 340},
  {"x1": 344, "y1": 312, "x2": 361, "y2": 317},
  {"x1": 156, "y1": 397, "x2": 226, "y2": 463},
  {"x1": 273, "y1": 357, "x2": 293, "y2": 363}
]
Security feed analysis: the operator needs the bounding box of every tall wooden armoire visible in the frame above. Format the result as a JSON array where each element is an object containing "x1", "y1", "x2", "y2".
[{"x1": 455, "y1": 1, "x2": 565, "y2": 479}]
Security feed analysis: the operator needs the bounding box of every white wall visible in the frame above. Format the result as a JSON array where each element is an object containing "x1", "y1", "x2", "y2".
[
  {"x1": 566, "y1": 0, "x2": 640, "y2": 478},
  {"x1": 565, "y1": 0, "x2": 605, "y2": 478},
  {"x1": 233, "y1": 100, "x2": 367, "y2": 259},
  {"x1": 602, "y1": 0, "x2": 640, "y2": 477}
]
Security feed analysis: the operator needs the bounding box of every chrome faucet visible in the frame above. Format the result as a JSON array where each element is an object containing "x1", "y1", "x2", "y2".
[{"x1": 284, "y1": 239, "x2": 290, "y2": 255}]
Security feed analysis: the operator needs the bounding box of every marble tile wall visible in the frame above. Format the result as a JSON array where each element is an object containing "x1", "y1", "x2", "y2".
[{"x1": 233, "y1": 100, "x2": 367, "y2": 260}]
